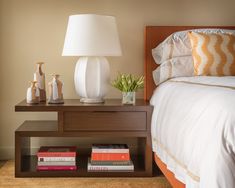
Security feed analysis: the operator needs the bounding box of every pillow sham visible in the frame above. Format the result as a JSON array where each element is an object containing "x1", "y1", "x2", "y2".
[
  {"x1": 188, "y1": 32, "x2": 235, "y2": 76},
  {"x1": 152, "y1": 56, "x2": 194, "y2": 85},
  {"x1": 152, "y1": 29, "x2": 235, "y2": 64}
]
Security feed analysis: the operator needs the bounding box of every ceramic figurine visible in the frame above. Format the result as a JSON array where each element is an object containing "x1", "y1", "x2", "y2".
[
  {"x1": 34, "y1": 62, "x2": 46, "y2": 102},
  {"x1": 26, "y1": 81, "x2": 40, "y2": 104},
  {"x1": 48, "y1": 74, "x2": 64, "y2": 104}
]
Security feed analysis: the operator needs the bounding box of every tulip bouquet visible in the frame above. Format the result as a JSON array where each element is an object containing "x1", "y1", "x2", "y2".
[
  {"x1": 111, "y1": 73, "x2": 144, "y2": 104},
  {"x1": 111, "y1": 73, "x2": 144, "y2": 92}
]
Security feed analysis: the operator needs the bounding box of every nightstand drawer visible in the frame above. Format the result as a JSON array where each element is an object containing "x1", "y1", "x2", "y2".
[{"x1": 63, "y1": 111, "x2": 146, "y2": 131}]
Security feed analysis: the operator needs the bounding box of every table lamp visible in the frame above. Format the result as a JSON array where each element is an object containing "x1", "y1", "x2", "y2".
[{"x1": 62, "y1": 14, "x2": 122, "y2": 103}]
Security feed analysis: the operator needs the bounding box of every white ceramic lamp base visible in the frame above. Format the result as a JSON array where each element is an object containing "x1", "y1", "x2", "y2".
[{"x1": 74, "y1": 57, "x2": 110, "y2": 103}]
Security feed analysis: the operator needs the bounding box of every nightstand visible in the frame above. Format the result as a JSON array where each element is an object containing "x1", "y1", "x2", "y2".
[{"x1": 15, "y1": 99, "x2": 153, "y2": 177}]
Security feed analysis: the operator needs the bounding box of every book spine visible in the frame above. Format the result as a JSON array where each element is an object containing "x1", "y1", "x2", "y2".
[
  {"x1": 37, "y1": 166, "x2": 77, "y2": 171},
  {"x1": 88, "y1": 165, "x2": 134, "y2": 171},
  {"x1": 91, "y1": 161, "x2": 132, "y2": 166},
  {"x1": 37, "y1": 152, "x2": 76, "y2": 157},
  {"x1": 92, "y1": 149, "x2": 129, "y2": 153},
  {"x1": 39, "y1": 146, "x2": 77, "y2": 151},
  {"x1": 91, "y1": 153, "x2": 130, "y2": 161},
  {"x1": 38, "y1": 157, "x2": 76, "y2": 162},
  {"x1": 37, "y1": 161, "x2": 76, "y2": 166}
]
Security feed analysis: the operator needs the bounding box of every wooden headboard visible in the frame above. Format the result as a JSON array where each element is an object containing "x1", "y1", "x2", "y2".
[{"x1": 144, "y1": 26, "x2": 235, "y2": 101}]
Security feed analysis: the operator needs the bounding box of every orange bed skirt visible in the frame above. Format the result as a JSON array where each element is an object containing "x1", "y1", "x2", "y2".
[{"x1": 154, "y1": 153, "x2": 185, "y2": 188}]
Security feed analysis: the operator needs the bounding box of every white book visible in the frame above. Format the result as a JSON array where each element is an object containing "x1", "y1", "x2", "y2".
[
  {"x1": 87, "y1": 158, "x2": 134, "y2": 171},
  {"x1": 38, "y1": 161, "x2": 76, "y2": 166},
  {"x1": 38, "y1": 157, "x2": 75, "y2": 162},
  {"x1": 92, "y1": 144, "x2": 129, "y2": 153}
]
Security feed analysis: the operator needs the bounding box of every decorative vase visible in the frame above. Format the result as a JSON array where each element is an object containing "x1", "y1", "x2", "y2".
[
  {"x1": 122, "y1": 92, "x2": 135, "y2": 104},
  {"x1": 34, "y1": 62, "x2": 46, "y2": 102},
  {"x1": 48, "y1": 74, "x2": 64, "y2": 104},
  {"x1": 26, "y1": 81, "x2": 40, "y2": 104}
]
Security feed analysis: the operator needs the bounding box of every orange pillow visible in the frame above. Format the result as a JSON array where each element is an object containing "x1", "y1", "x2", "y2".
[{"x1": 188, "y1": 31, "x2": 235, "y2": 76}]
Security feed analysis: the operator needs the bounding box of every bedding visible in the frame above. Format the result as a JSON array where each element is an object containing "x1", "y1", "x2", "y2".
[
  {"x1": 188, "y1": 32, "x2": 235, "y2": 76},
  {"x1": 152, "y1": 29, "x2": 235, "y2": 64},
  {"x1": 150, "y1": 76, "x2": 235, "y2": 188}
]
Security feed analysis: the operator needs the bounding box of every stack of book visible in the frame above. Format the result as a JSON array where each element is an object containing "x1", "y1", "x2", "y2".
[
  {"x1": 88, "y1": 144, "x2": 134, "y2": 172},
  {"x1": 37, "y1": 146, "x2": 77, "y2": 171}
]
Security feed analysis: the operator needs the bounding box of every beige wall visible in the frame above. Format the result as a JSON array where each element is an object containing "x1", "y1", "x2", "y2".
[{"x1": 1, "y1": 0, "x2": 235, "y2": 159}]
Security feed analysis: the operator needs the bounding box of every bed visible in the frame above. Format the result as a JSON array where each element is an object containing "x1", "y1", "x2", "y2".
[{"x1": 144, "y1": 26, "x2": 235, "y2": 188}]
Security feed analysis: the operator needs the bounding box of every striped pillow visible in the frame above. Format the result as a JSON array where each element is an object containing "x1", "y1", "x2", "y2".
[{"x1": 188, "y1": 31, "x2": 235, "y2": 76}]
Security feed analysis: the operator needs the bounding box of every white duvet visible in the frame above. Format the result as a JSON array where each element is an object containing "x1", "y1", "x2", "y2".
[{"x1": 150, "y1": 76, "x2": 235, "y2": 188}]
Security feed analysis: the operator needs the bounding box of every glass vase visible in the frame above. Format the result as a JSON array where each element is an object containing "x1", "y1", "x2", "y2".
[
  {"x1": 26, "y1": 81, "x2": 40, "y2": 104},
  {"x1": 122, "y1": 92, "x2": 135, "y2": 105},
  {"x1": 34, "y1": 62, "x2": 46, "y2": 102},
  {"x1": 48, "y1": 74, "x2": 64, "y2": 104}
]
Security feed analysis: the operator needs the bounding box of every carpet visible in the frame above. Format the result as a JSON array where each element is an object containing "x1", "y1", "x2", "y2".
[{"x1": 0, "y1": 161, "x2": 171, "y2": 188}]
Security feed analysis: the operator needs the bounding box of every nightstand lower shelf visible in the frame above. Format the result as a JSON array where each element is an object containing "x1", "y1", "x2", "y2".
[
  {"x1": 18, "y1": 155, "x2": 146, "y2": 177},
  {"x1": 15, "y1": 120, "x2": 152, "y2": 177}
]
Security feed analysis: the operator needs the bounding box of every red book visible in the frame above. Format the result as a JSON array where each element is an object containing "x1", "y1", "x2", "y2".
[
  {"x1": 37, "y1": 166, "x2": 77, "y2": 171},
  {"x1": 91, "y1": 153, "x2": 130, "y2": 161},
  {"x1": 37, "y1": 146, "x2": 77, "y2": 157}
]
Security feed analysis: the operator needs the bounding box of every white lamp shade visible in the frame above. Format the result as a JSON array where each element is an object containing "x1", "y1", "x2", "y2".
[{"x1": 62, "y1": 14, "x2": 122, "y2": 56}]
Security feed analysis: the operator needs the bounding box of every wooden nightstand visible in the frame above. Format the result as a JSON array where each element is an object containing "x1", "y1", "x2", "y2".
[{"x1": 15, "y1": 99, "x2": 153, "y2": 177}]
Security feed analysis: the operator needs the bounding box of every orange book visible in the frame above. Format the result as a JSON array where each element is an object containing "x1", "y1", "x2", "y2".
[{"x1": 91, "y1": 153, "x2": 130, "y2": 161}]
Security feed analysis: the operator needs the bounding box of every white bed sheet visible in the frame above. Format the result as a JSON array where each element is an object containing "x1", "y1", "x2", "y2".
[{"x1": 150, "y1": 76, "x2": 235, "y2": 188}]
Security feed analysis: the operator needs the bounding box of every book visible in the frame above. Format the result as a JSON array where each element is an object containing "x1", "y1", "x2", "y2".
[
  {"x1": 91, "y1": 160, "x2": 132, "y2": 166},
  {"x1": 87, "y1": 158, "x2": 134, "y2": 171},
  {"x1": 38, "y1": 157, "x2": 75, "y2": 162},
  {"x1": 91, "y1": 153, "x2": 130, "y2": 161},
  {"x1": 37, "y1": 161, "x2": 76, "y2": 166},
  {"x1": 92, "y1": 144, "x2": 129, "y2": 153},
  {"x1": 37, "y1": 166, "x2": 77, "y2": 171},
  {"x1": 37, "y1": 146, "x2": 77, "y2": 157}
]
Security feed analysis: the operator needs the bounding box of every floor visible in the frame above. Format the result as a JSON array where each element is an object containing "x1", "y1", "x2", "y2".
[
  {"x1": 0, "y1": 161, "x2": 172, "y2": 188},
  {"x1": 0, "y1": 161, "x2": 6, "y2": 168}
]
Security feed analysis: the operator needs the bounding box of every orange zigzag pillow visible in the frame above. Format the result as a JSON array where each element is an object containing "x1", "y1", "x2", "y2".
[{"x1": 188, "y1": 31, "x2": 235, "y2": 76}]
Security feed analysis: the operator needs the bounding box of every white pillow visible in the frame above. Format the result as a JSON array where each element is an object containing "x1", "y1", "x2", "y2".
[
  {"x1": 152, "y1": 29, "x2": 235, "y2": 64},
  {"x1": 152, "y1": 56, "x2": 194, "y2": 85}
]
